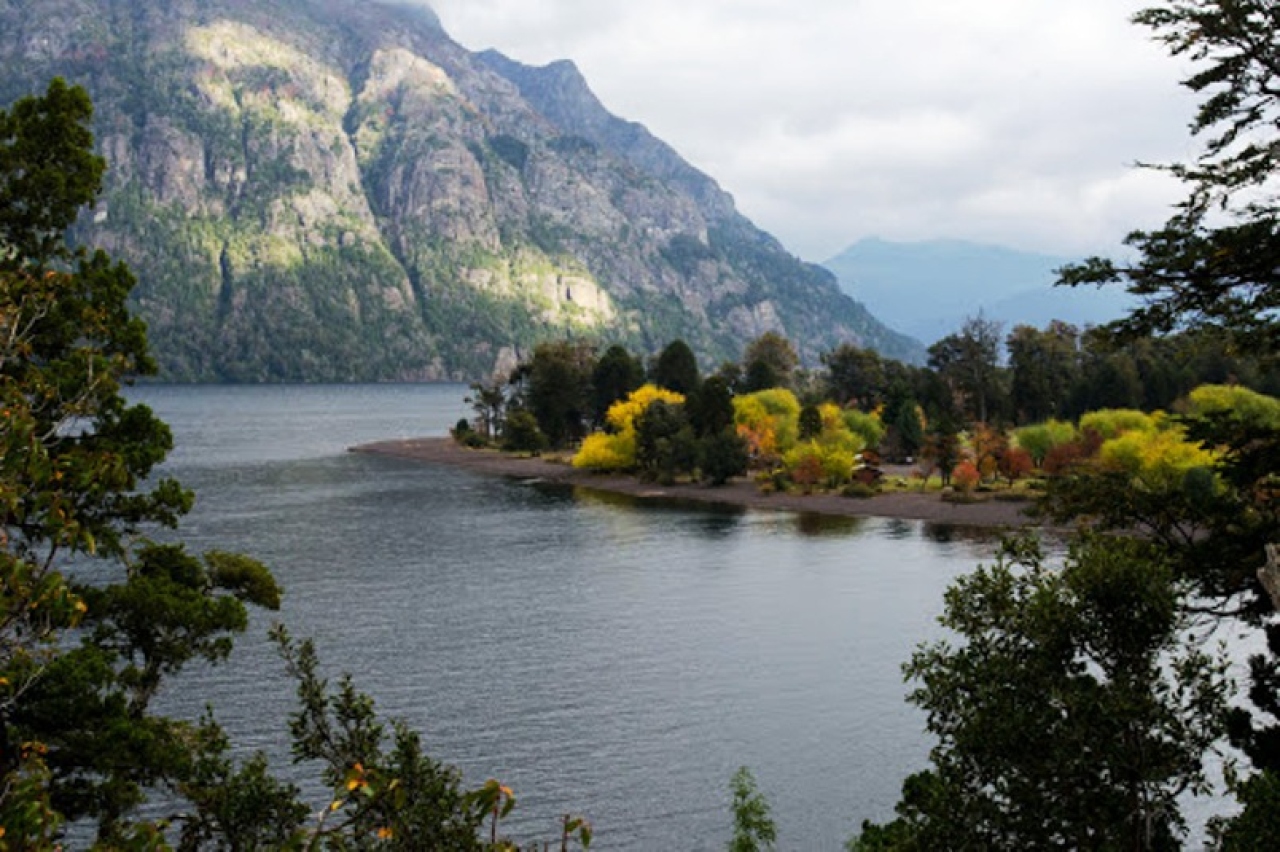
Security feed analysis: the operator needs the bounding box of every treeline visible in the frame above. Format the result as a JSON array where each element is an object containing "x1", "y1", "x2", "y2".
[{"x1": 457, "y1": 318, "x2": 1278, "y2": 479}]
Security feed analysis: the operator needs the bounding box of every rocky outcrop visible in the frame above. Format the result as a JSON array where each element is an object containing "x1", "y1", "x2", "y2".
[{"x1": 0, "y1": 0, "x2": 923, "y2": 381}]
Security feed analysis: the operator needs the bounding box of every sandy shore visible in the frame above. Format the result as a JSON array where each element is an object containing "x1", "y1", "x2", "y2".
[{"x1": 351, "y1": 437, "x2": 1042, "y2": 529}]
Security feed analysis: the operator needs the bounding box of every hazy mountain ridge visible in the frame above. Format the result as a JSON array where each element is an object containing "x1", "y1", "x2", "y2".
[
  {"x1": 824, "y1": 238, "x2": 1135, "y2": 344},
  {"x1": 0, "y1": 0, "x2": 922, "y2": 380}
]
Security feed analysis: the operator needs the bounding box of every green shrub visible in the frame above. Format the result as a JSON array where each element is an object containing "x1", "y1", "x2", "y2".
[
  {"x1": 501, "y1": 410, "x2": 548, "y2": 454},
  {"x1": 842, "y1": 483, "x2": 877, "y2": 499}
]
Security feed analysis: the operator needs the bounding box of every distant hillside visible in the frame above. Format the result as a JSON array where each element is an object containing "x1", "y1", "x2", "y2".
[
  {"x1": 0, "y1": 0, "x2": 922, "y2": 381},
  {"x1": 823, "y1": 238, "x2": 1135, "y2": 344}
]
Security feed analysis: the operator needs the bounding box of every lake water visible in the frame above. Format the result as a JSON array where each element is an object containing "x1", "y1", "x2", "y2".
[{"x1": 129, "y1": 383, "x2": 1010, "y2": 850}]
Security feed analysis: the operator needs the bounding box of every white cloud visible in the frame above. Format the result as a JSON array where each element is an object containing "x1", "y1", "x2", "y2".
[{"x1": 422, "y1": 0, "x2": 1199, "y2": 261}]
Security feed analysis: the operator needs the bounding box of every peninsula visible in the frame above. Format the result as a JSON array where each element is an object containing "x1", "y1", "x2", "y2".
[{"x1": 351, "y1": 437, "x2": 1039, "y2": 528}]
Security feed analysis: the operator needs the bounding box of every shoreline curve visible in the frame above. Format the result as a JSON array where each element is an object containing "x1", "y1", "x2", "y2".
[{"x1": 351, "y1": 437, "x2": 1041, "y2": 529}]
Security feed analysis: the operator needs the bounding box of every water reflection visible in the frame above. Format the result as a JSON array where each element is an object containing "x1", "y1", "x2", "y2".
[
  {"x1": 921, "y1": 522, "x2": 1008, "y2": 546},
  {"x1": 794, "y1": 512, "x2": 866, "y2": 538},
  {"x1": 882, "y1": 518, "x2": 915, "y2": 540},
  {"x1": 570, "y1": 485, "x2": 747, "y2": 538}
]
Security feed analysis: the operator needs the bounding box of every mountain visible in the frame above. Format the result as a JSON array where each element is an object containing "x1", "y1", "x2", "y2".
[
  {"x1": 823, "y1": 238, "x2": 1136, "y2": 345},
  {"x1": 0, "y1": 0, "x2": 923, "y2": 381}
]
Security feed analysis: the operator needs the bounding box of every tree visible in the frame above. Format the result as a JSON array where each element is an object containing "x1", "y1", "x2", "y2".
[
  {"x1": 651, "y1": 338, "x2": 701, "y2": 395},
  {"x1": 466, "y1": 378, "x2": 507, "y2": 441},
  {"x1": 573, "y1": 384, "x2": 686, "y2": 472},
  {"x1": 855, "y1": 537, "x2": 1228, "y2": 850},
  {"x1": 741, "y1": 358, "x2": 781, "y2": 394},
  {"x1": 0, "y1": 77, "x2": 104, "y2": 266},
  {"x1": 1006, "y1": 322, "x2": 1079, "y2": 424},
  {"x1": 699, "y1": 428, "x2": 749, "y2": 486},
  {"x1": 727, "y1": 767, "x2": 777, "y2": 852},
  {"x1": 501, "y1": 409, "x2": 548, "y2": 454},
  {"x1": 919, "y1": 425, "x2": 962, "y2": 488},
  {"x1": 1048, "y1": 3, "x2": 1280, "y2": 837},
  {"x1": 798, "y1": 403, "x2": 823, "y2": 441},
  {"x1": 0, "y1": 79, "x2": 283, "y2": 844},
  {"x1": 688, "y1": 375, "x2": 736, "y2": 438},
  {"x1": 590, "y1": 344, "x2": 645, "y2": 426},
  {"x1": 269, "y1": 627, "x2": 487, "y2": 850},
  {"x1": 1068, "y1": 333, "x2": 1144, "y2": 415},
  {"x1": 927, "y1": 316, "x2": 1005, "y2": 424},
  {"x1": 634, "y1": 399, "x2": 697, "y2": 483},
  {"x1": 822, "y1": 344, "x2": 887, "y2": 409},
  {"x1": 521, "y1": 341, "x2": 594, "y2": 449},
  {"x1": 742, "y1": 332, "x2": 798, "y2": 391},
  {"x1": 0, "y1": 79, "x2": 589, "y2": 851},
  {"x1": 1061, "y1": 1, "x2": 1280, "y2": 354}
]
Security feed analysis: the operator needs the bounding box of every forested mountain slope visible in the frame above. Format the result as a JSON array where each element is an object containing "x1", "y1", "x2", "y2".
[{"x1": 0, "y1": 0, "x2": 922, "y2": 380}]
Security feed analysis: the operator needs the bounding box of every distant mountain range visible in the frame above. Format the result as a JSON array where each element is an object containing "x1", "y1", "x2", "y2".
[
  {"x1": 0, "y1": 0, "x2": 922, "y2": 381},
  {"x1": 823, "y1": 238, "x2": 1135, "y2": 345}
]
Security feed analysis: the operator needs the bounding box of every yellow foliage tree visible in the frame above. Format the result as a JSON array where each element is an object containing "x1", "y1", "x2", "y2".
[
  {"x1": 1079, "y1": 408, "x2": 1159, "y2": 440},
  {"x1": 572, "y1": 385, "x2": 684, "y2": 471},
  {"x1": 783, "y1": 440, "x2": 858, "y2": 489},
  {"x1": 1099, "y1": 426, "x2": 1217, "y2": 491},
  {"x1": 1184, "y1": 384, "x2": 1280, "y2": 429},
  {"x1": 733, "y1": 389, "x2": 801, "y2": 465}
]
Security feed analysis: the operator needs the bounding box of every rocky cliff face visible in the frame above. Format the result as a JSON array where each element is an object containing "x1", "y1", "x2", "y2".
[{"x1": 0, "y1": 0, "x2": 923, "y2": 380}]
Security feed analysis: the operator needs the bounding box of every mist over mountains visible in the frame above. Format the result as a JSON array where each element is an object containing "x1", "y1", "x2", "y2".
[
  {"x1": 0, "y1": 0, "x2": 923, "y2": 381},
  {"x1": 823, "y1": 238, "x2": 1136, "y2": 344}
]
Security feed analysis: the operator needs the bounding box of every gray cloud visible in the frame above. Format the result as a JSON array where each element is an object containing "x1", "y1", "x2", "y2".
[{"x1": 422, "y1": 0, "x2": 1199, "y2": 261}]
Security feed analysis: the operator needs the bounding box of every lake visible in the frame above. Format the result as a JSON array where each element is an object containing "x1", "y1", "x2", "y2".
[{"x1": 131, "y1": 383, "x2": 1010, "y2": 850}]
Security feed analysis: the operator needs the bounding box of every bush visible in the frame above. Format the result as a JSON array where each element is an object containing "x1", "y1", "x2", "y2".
[
  {"x1": 452, "y1": 418, "x2": 487, "y2": 448},
  {"x1": 952, "y1": 461, "x2": 981, "y2": 493},
  {"x1": 501, "y1": 410, "x2": 548, "y2": 454},
  {"x1": 842, "y1": 483, "x2": 877, "y2": 499},
  {"x1": 699, "y1": 429, "x2": 749, "y2": 485},
  {"x1": 573, "y1": 432, "x2": 633, "y2": 471}
]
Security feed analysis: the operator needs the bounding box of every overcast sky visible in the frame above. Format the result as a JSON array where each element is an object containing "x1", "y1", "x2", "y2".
[{"x1": 421, "y1": 1, "x2": 1200, "y2": 263}]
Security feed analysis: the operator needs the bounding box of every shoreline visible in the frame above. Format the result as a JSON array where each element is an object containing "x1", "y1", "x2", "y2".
[{"x1": 351, "y1": 437, "x2": 1043, "y2": 529}]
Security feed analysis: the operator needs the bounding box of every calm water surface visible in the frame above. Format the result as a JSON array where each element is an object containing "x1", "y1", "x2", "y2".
[{"x1": 131, "y1": 384, "x2": 1008, "y2": 850}]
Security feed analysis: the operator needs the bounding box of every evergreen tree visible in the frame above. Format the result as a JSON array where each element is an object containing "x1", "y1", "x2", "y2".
[
  {"x1": 0, "y1": 78, "x2": 282, "y2": 844},
  {"x1": 742, "y1": 332, "x2": 798, "y2": 392},
  {"x1": 1045, "y1": 1, "x2": 1280, "y2": 839},
  {"x1": 590, "y1": 344, "x2": 645, "y2": 426},
  {"x1": 651, "y1": 339, "x2": 701, "y2": 395},
  {"x1": 522, "y1": 341, "x2": 594, "y2": 449},
  {"x1": 854, "y1": 538, "x2": 1228, "y2": 850}
]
